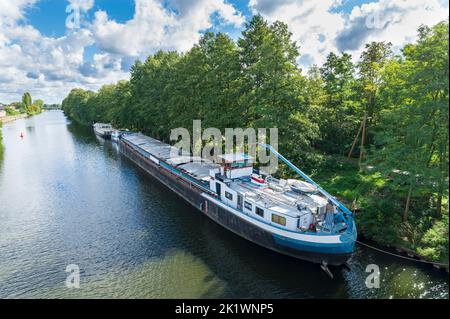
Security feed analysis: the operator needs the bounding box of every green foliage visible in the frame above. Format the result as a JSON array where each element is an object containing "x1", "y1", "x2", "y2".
[
  {"x1": 27, "y1": 98, "x2": 44, "y2": 115},
  {"x1": 318, "y1": 52, "x2": 361, "y2": 154},
  {"x1": 417, "y1": 213, "x2": 449, "y2": 262},
  {"x1": 371, "y1": 21, "x2": 449, "y2": 223},
  {"x1": 358, "y1": 42, "x2": 392, "y2": 122},
  {"x1": 16, "y1": 92, "x2": 44, "y2": 115},
  {"x1": 61, "y1": 17, "x2": 449, "y2": 264},
  {"x1": 22, "y1": 92, "x2": 32, "y2": 109},
  {"x1": 62, "y1": 88, "x2": 96, "y2": 125},
  {"x1": 5, "y1": 107, "x2": 19, "y2": 116}
]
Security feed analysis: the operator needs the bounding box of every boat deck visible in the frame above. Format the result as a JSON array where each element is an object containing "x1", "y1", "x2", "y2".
[
  {"x1": 122, "y1": 133, "x2": 329, "y2": 215},
  {"x1": 229, "y1": 180, "x2": 328, "y2": 218},
  {"x1": 122, "y1": 133, "x2": 330, "y2": 219},
  {"x1": 122, "y1": 133, "x2": 220, "y2": 183}
]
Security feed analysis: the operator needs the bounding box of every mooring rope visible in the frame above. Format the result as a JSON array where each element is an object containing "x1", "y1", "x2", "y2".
[{"x1": 356, "y1": 240, "x2": 449, "y2": 267}]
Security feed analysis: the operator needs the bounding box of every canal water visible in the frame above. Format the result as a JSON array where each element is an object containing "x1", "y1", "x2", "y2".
[{"x1": 0, "y1": 111, "x2": 448, "y2": 299}]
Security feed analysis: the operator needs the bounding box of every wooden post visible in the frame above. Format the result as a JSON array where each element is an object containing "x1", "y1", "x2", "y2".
[
  {"x1": 348, "y1": 120, "x2": 364, "y2": 160},
  {"x1": 358, "y1": 113, "x2": 367, "y2": 169},
  {"x1": 403, "y1": 182, "x2": 413, "y2": 223}
]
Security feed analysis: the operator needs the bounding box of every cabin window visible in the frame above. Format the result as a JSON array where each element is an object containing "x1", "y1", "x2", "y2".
[
  {"x1": 255, "y1": 207, "x2": 264, "y2": 217},
  {"x1": 225, "y1": 191, "x2": 233, "y2": 201},
  {"x1": 231, "y1": 161, "x2": 246, "y2": 169},
  {"x1": 272, "y1": 214, "x2": 286, "y2": 226},
  {"x1": 244, "y1": 201, "x2": 252, "y2": 211}
]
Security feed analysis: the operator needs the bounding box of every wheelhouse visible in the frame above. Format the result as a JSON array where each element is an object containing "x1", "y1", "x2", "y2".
[{"x1": 209, "y1": 153, "x2": 349, "y2": 234}]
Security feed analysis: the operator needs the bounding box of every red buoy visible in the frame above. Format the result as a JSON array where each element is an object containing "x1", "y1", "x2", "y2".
[{"x1": 20, "y1": 132, "x2": 24, "y2": 139}]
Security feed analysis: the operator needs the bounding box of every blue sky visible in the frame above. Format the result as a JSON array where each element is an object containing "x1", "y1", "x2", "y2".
[
  {"x1": 0, "y1": 0, "x2": 448, "y2": 103},
  {"x1": 27, "y1": 0, "x2": 136, "y2": 37}
]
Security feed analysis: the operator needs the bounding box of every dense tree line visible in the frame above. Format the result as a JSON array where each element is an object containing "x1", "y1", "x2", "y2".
[{"x1": 62, "y1": 16, "x2": 449, "y2": 263}]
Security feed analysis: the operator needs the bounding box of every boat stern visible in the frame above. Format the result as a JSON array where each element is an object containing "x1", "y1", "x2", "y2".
[{"x1": 272, "y1": 219, "x2": 357, "y2": 266}]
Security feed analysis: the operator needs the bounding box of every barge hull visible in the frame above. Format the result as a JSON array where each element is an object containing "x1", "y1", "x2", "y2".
[
  {"x1": 94, "y1": 131, "x2": 111, "y2": 139},
  {"x1": 119, "y1": 139, "x2": 351, "y2": 266}
]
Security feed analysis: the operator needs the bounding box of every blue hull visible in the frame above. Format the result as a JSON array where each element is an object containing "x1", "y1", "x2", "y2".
[{"x1": 272, "y1": 222, "x2": 357, "y2": 255}]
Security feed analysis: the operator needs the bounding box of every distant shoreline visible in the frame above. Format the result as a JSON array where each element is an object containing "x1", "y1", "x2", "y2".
[{"x1": 0, "y1": 113, "x2": 28, "y2": 124}]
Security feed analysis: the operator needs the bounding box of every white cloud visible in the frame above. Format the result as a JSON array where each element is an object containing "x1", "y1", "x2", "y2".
[
  {"x1": 68, "y1": 0, "x2": 94, "y2": 12},
  {"x1": 0, "y1": 0, "x2": 105, "y2": 103},
  {"x1": 0, "y1": 0, "x2": 37, "y2": 26},
  {"x1": 91, "y1": 1, "x2": 175, "y2": 56},
  {"x1": 92, "y1": 0, "x2": 245, "y2": 57},
  {"x1": 337, "y1": 0, "x2": 449, "y2": 59},
  {"x1": 249, "y1": 0, "x2": 345, "y2": 68},
  {"x1": 1, "y1": 0, "x2": 245, "y2": 104},
  {"x1": 249, "y1": 0, "x2": 449, "y2": 68}
]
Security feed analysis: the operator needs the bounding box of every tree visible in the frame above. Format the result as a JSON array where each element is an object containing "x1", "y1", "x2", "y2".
[
  {"x1": 34, "y1": 99, "x2": 44, "y2": 109},
  {"x1": 319, "y1": 52, "x2": 361, "y2": 154},
  {"x1": 358, "y1": 42, "x2": 392, "y2": 123},
  {"x1": 22, "y1": 92, "x2": 32, "y2": 108},
  {"x1": 107, "y1": 80, "x2": 132, "y2": 128},
  {"x1": 61, "y1": 89, "x2": 96, "y2": 125},
  {"x1": 238, "y1": 15, "x2": 317, "y2": 165},
  {"x1": 373, "y1": 21, "x2": 449, "y2": 222},
  {"x1": 237, "y1": 15, "x2": 273, "y2": 126},
  {"x1": 27, "y1": 99, "x2": 45, "y2": 115},
  {"x1": 20, "y1": 92, "x2": 32, "y2": 113},
  {"x1": 195, "y1": 32, "x2": 242, "y2": 130},
  {"x1": 357, "y1": 41, "x2": 392, "y2": 147}
]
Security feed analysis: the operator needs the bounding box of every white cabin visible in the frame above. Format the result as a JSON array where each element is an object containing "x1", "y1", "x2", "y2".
[{"x1": 208, "y1": 153, "x2": 337, "y2": 233}]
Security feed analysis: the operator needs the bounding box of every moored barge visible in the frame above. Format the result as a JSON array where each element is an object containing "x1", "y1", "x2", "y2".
[
  {"x1": 93, "y1": 123, "x2": 113, "y2": 139},
  {"x1": 118, "y1": 132, "x2": 357, "y2": 266}
]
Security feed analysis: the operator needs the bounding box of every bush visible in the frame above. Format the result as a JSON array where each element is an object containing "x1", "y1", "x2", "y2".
[
  {"x1": 5, "y1": 107, "x2": 19, "y2": 116},
  {"x1": 417, "y1": 214, "x2": 449, "y2": 262}
]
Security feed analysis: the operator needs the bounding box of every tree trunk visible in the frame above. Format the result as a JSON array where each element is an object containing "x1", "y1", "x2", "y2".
[
  {"x1": 436, "y1": 141, "x2": 448, "y2": 218},
  {"x1": 403, "y1": 182, "x2": 413, "y2": 223},
  {"x1": 436, "y1": 183, "x2": 443, "y2": 218},
  {"x1": 348, "y1": 120, "x2": 363, "y2": 160},
  {"x1": 358, "y1": 113, "x2": 367, "y2": 170}
]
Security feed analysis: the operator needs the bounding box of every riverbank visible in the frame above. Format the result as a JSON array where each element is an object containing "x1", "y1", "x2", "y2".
[
  {"x1": 0, "y1": 113, "x2": 28, "y2": 124},
  {"x1": 311, "y1": 160, "x2": 449, "y2": 269}
]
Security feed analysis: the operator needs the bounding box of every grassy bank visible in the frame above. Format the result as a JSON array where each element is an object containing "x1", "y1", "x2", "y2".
[{"x1": 310, "y1": 157, "x2": 449, "y2": 265}]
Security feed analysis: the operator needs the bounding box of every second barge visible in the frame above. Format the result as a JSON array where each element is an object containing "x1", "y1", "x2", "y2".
[{"x1": 93, "y1": 123, "x2": 113, "y2": 139}]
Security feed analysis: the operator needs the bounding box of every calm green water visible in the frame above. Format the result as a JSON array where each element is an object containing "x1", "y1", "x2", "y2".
[{"x1": 0, "y1": 111, "x2": 448, "y2": 299}]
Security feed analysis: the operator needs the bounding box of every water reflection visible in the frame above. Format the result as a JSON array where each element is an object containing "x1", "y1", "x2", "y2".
[{"x1": 19, "y1": 249, "x2": 226, "y2": 299}]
